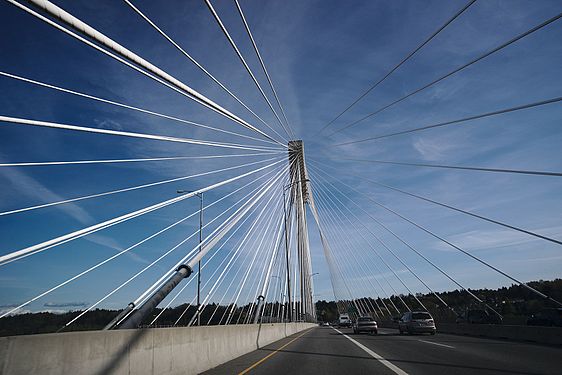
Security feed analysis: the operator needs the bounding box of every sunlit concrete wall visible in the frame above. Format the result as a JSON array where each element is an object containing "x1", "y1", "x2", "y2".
[{"x1": 0, "y1": 322, "x2": 316, "y2": 375}]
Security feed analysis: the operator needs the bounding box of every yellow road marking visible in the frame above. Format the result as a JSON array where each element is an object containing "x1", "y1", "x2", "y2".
[{"x1": 238, "y1": 328, "x2": 313, "y2": 374}]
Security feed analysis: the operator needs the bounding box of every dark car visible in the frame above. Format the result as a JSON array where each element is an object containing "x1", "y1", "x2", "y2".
[
  {"x1": 398, "y1": 311, "x2": 436, "y2": 335},
  {"x1": 456, "y1": 309, "x2": 502, "y2": 324},
  {"x1": 527, "y1": 308, "x2": 562, "y2": 327},
  {"x1": 353, "y1": 316, "x2": 378, "y2": 334}
]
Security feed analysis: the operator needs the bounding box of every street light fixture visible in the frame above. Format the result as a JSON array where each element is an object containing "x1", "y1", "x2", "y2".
[{"x1": 177, "y1": 190, "x2": 203, "y2": 326}]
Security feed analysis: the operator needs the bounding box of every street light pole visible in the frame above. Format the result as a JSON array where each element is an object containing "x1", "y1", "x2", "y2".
[{"x1": 178, "y1": 190, "x2": 203, "y2": 326}]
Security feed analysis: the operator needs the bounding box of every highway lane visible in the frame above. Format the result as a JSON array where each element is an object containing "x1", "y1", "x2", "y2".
[
  {"x1": 204, "y1": 326, "x2": 562, "y2": 374},
  {"x1": 350, "y1": 327, "x2": 561, "y2": 374},
  {"x1": 204, "y1": 326, "x2": 400, "y2": 375}
]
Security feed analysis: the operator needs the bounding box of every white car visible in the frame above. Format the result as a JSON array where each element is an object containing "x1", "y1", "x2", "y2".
[{"x1": 339, "y1": 314, "x2": 352, "y2": 327}]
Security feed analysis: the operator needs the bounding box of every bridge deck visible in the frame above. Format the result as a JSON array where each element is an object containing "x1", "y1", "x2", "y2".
[{"x1": 205, "y1": 326, "x2": 562, "y2": 375}]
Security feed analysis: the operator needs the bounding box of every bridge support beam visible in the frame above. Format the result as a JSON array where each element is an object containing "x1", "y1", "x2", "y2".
[{"x1": 115, "y1": 265, "x2": 192, "y2": 329}]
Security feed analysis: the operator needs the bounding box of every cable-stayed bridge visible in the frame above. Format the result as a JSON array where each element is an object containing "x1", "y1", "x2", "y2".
[{"x1": 0, "y1": 0, "x2": 561, "y2": 374}]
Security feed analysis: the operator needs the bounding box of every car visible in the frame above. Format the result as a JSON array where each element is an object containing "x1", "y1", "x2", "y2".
[
  {"x1": 320, "y1": 321, "x2": 330, "y2": 326},
  {"x1": 456, "y1": 309, "x2": 502, "y2": 324},
  {"x1": 338, "y1": 314, "x2": 352, "y2": 328},
  {"x1": 353, "y1": 316, "x2": 378, "y2": 334},
  {"x1": 398, "y1": 311, "x2": 436, "y2": 335},
  {"x1": 527, "y1": 308, "x2": 562, "y2": 327}
]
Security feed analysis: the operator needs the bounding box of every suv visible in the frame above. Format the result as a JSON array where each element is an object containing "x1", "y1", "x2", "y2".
[
  {"x1": 353, "y1": 316, "x2": 378, "y2": 335},
  {"x1": 398, "y1": 311, "x2": 436, "y2": 335}
]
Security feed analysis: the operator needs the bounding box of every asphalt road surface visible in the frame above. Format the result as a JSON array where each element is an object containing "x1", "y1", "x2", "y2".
[{"x1": 204, "y1": 326, "x2": 562, "y2": 374}]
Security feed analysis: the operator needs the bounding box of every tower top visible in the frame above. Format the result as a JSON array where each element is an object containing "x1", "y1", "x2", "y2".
[{"x1": 288, "y1": 140, "x2": 310, "y2": 202}]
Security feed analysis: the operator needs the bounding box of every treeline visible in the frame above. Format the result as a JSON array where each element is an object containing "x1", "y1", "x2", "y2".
[
  {"x1": 0, "y1": 301, "x2": 284, "y2": 337},
  {"x1": 315, "y1": 279, "x2": 562, "y2": 324},
  {"x1": 1, "y1": 279, "x2": 560, "y2": 336}
]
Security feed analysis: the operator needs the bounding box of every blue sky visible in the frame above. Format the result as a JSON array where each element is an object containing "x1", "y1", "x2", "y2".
[{"x1": 0, "y1": 0, "x2": 561, "y2": 317}]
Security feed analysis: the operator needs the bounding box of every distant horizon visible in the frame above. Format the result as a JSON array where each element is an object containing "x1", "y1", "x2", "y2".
[{"x1": 2, "y1": 277, "x2": 560, "y2": 317}]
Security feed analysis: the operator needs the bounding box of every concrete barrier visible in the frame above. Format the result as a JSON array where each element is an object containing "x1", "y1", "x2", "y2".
[
  {"x1": 378, "y1": 321, "x2": 562, "y2": 346},
  {"x1": 0, "y1": 322, "x2": 316, "y2": 375}
]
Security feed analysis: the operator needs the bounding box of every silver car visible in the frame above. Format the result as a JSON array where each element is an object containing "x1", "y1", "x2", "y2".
[
  {"x1": 398, "y1": 311, "x2": 436, "y2": 335},
  {"x1": 353, "y1": 316, "x2": 378, "y2": 334}
]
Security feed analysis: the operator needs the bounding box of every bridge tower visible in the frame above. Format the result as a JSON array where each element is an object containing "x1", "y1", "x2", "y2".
[
  {"x1": 108, "y1": 140, "x2": 317, "y2": 329},
  {"x1": 287, "y1": 140, "x2": 316, "y2": 322}
]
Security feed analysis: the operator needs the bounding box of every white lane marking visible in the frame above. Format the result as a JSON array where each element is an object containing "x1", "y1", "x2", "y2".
[
  {"x1": 331, "y1": 327, "x2": 408, "y2": 375},
  {"x1": 418, "y1": 339, "x2": 455, "y2": 349}
]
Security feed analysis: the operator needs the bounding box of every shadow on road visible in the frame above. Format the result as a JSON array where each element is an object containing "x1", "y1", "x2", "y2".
[
  {"x1": 256, "y1": 347, "x2": 544, "y2": 375},
  {"x1": 332, "y1": 328, "x2": 552, "y2": 347},
  {"x1": 356, "y1": 334, "x2": 552, "y2": 347}
]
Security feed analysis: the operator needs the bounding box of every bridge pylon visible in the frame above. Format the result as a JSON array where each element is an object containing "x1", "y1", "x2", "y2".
[
  {"x1": 108, "y1": 140, "x2": 317, "y2": 329},
  {"x1": 285, "y1": 140, "x2": 316, "y2": 322}
]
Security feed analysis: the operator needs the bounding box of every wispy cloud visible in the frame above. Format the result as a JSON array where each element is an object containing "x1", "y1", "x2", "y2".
[
  {"x1": 0, "y1": 168, "x2": 151, "y2": 265},
  {"x1": 433, "y1": 225, "x2": 562, "y2": 252},
  {"x1": 43, "y1": 301, "x2": 89, "y2": 308},
  {"x1": 413, "y1": 135, "x2": 459, "y2": 161},
  {"x1": 93, "y1": 118, "x2": 124, "y2": 131},
  {"x1": 0, "y1": 167, "x2": 94, "y2": 224}
]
